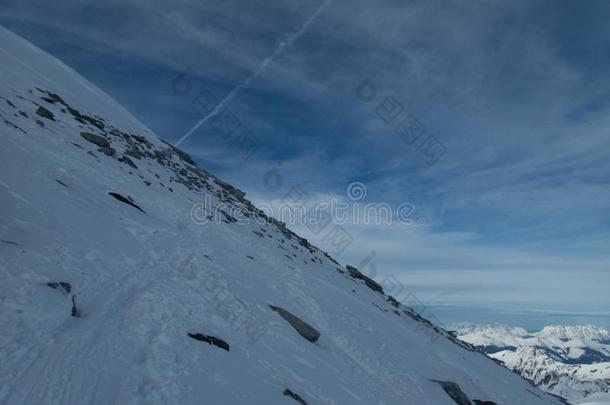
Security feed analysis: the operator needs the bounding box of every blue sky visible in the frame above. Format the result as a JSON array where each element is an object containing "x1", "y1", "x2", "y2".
[{"x1": 2, "y1": 0, "x2": 609, "y2": 328}]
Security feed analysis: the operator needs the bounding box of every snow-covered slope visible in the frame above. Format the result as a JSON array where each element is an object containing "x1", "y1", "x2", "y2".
[
  {"x1": 0, "y1": 25, "x2": 562, "y2": 405},
  {"x1": 455, "y1": 325, "x2": 610, "y2": 404}
]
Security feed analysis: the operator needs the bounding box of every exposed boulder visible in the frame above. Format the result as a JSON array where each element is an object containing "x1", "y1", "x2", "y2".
[
  {"x1": 1, "y1": 239, "x2": 19, "y2": 246},
  {"x1": 473, "y1": 400, "x2": 497, "y2": 405},
  {"x1": 45, "y1": 282, "x2": 72, "y2": 294},
  {"x1": 430, "y1": 380, "x2": 472, "y2": 405},
  {"x1": 71, "y1": 295, "x2": 80, "y2": 318},
  {"x1": 163, "y1": 141, "x2": 196, "y2": 166},
  {"x1": 99, "y1": 146, "x2": 116, "y2": 157},
  {"x1": 283, "y1": 389, "x2": 308, "y2": 404},
  {"x1": 108, "y1": 192, "x2": 146, "y2": 213},
  {"x1": 79, "y1": 131, "x2": 115, "y2": 156},
  {"x1": 80, "y1": 132, "x2": 110, "y2": 148},
  {"x1": 187, "y1": 333, "x2": 230, "y2": 352},
  {"x1": 118, "y1": 155, "x2": 138, "y2": 169},
  {"x1": 269, "y1": 305, "x2": 320, "y2": 343},
  {"x1": 346, "y1": 265, "x2": 384, "y2": 293},
  {"x1": 387, "y1": 295, "x2": 400, "y2": 307},
  {"x1": 69, "y1": 107, "x2": 105, "y2": 129},
  {"x1": 35, "y1": 106, "x2": 55, "y2": 121},
  {"x1": 40, "y1": 91, "x2": 66, "y2": 105}
]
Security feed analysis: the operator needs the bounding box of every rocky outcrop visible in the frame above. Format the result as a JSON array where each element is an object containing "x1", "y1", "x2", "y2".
[
  {"x1": 80, "y1": 132, "x2": 110, "y2": 148},
  {"x1": 108, "y1": 192, "x2": 146, "y2": 213},
  {"x1": 80, "y1": 132, "x2": 115, "y2": 156},
  {"x1": 187, "y1": 333, "x2": 230, "y2": 352},
  {"x1": 269, "y1": 305, "x2": 320, "y2": 343},
  {"x1": 283, "y1": 389, "x2": 307, "y2": 404},
  {"x1": 45, "y1": 282, "x2": 72, "y2": 294},
  {"x1": 430, "y1": 380, "x2": 472, "y2": 405},
  {"x1": 35, "y1": 106, "x2": 55, "y2": 121},
  {"x1": 346, "y1": 265, "x2": 383, "y2": 293},
  {"x1": 71, "y1": 295, "x2": 80, "y2": 318},
  {"x1": 118, "y1": 155, "x2": 137, "y2": 169}
]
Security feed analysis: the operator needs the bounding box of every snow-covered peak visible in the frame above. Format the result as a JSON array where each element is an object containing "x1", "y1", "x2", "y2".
[
  {"x1": 538, "y1": 325, "x2": 610, "y2": 341},
  {"x1": 489, "y1": 347, "x2": 610, "y2": 404},
  {"x1": 455, "y1": 324, "x2": 610, "y2": 356},
  {"x1": 453, "y1": 324, "x2": 530, "y2": 348}
]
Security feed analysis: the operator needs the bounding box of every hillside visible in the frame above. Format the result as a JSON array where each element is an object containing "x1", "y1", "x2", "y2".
[{"x1": 0, "y1": 25, "x2": 563, "y2": 405}]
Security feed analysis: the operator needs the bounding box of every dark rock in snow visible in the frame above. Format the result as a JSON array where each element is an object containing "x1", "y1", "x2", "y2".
[
  {"x1": 387, "y1": 295, "x2": 400, "y2": 307},
  {"x1": 71, "y1": 295, "x2": 81, "y2": 317},
  {"x1": 35, "y1": 106, "x2": 55, "y2": 121},
  {"x1": 99, "y1": 146, "x2": 116, "y2": 157},
  {"x1": 473, "y1": 400, "x2": 497, "y2": 405},
  {"x1": 269, "y1": 305, "x2": 320, "y2": 343},
  {"x1": 45, "y1": 282, "x2": 72, "y2": 294},
  {"x1": 41, "y1": 96, "x2": 58, "y2": 104},
  {"x1": 162, "y1": 141, "x2": 196, "y2": 166},
  {"x1": 346, "y1": 265, "x2": 384, "y2": 293},
  {"x1": 1, "y1": 239, "x2": 20, "y2": 246},
  {"x1": 220, "y1": 210, "x2": 237, "y2": 223},
  {"x1": 430, "y1": 380, "x2": 472, "y2": 405},
  {"x1": 39, "y1": 90, "x2": 67, "y2": 106},
  {"x1": 132, "y1": 134, "x2": 153, "y2": 148},
  {"x1": 68, "y1": 106, "x2": 105, "y2": 129},
  {"x1": 119, "y1": 155, "x2": 138, "y2": 169},
  {"x1": 3, "y1": 118, "x2": 27, "y2": 134},
  {"x1": 108, "y1": 192, "x2": 146, "y2": 213},
  {"x1": 80, "y1": 132, "x2": 110, "y2": 148},
  {"x1": 283, "y1": 389, "x2": 308, "y2": 404},
  {"x1": 187, "y1": 333, "x2": 230, "y2": 352}
]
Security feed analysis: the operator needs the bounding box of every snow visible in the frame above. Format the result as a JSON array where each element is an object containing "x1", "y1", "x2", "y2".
[
  {"x1": 0, "y1": 25, "x2": 562, "y2": 404},
  {"x1": 455, "y1": 325, "x2": 610, "y2": 404},
  {"x1": 455, "y1": 324, "x2": 610, "y2": 360},
  {"x1": 490, "y1": 348, "x2": 610, "y2": 404}
]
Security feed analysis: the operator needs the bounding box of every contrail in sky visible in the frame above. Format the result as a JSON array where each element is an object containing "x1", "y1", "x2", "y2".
[{"x1": 175, "y1": 0, "x2": 332, "y2": 146}]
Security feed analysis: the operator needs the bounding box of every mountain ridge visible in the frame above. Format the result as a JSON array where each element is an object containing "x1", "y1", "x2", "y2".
[{"x1": 454, "y1": 324, "x2": 610, "y2": 404}]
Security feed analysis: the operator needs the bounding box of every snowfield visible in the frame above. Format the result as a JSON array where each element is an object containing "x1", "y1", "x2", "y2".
[
  {"x1": 0, "y1": 25, "x2": 563, "y2": 405},
  {"x1": 455, "y1": 325, "x2": 610, "y2": 404}
]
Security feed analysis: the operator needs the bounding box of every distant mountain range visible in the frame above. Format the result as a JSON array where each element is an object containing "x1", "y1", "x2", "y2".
[{"x1": 453, "y1": 324, "x2": 610, "y2": 404}]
